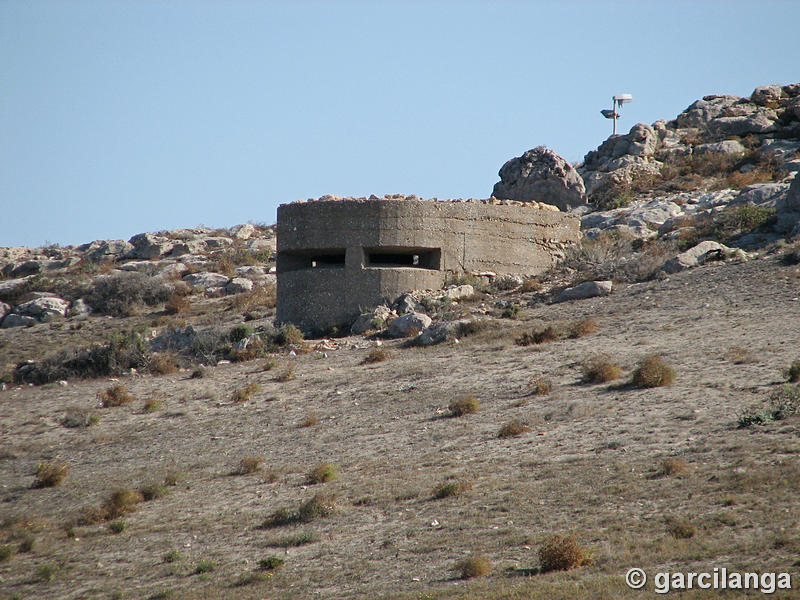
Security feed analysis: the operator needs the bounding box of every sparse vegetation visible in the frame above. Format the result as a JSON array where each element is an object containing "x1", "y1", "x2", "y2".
[
  {"x1": 738, "y1": 385, "x2": 800, "y2": 427},
  {"x1": 582, "y1": 355, "x2": 622, "y2": 383},
  {"x1": 299, "y1": 412, "x2": 319, "y2": 428},
  {"x1": 786, "y1": 360, "x2": 800, "y2": 383},
  {"x1": 456, "y1": 555, "x2": 492, "y2": 579},
  {"x1": 164, "y1": 293, "x2": 191, "y2": 315},
  {"x1": 274, "y1": 362, "x2": 296, "y2": 382},
  {"x1": 230, "y1": 382, "x2": 261, "y2": 402},
  {"x1": 194, "y1": 559, "x2": 215, "y2": 574},
  {"x1": 33, "y1": 460, "x2": 69, "y2": 488},
  {"x1": 276, "y1": 324, "x2": 304, "y2": 346},
  {"x1": 143, "y1": 397, "x2": 163, "y2": 412},
  {"x1": 298, "y1": 493, "x2": 338, "y2": 522},
  {"x1": 433, "y1": 479, "x2": 473, "y2": 499},
  {"x1": 667, "y1": 518, "x2": 697, "y2": 539},
  {"x1": 150, "y1": 352, "x2": 179, "y2": 375},
  {"x1": 108, "y1": 519, "x2": 126, "y2": 534},
  {"x1": 529, "y1": 376, "x2": 552, "y2": 396},
  {"x1": 569, "y1": 317, "x2": 597, "y2": 338},
  {"x1": 362, "y1": 347, "x2": 390, "y2": 364},
  {"x1": 139, "y1": 481, "x2": 170, "y2": 501},
  {"x1": 632, "y1": 355, "x2": 675, "y2": 388},
  {"x1": 538, "y1": 534, "x2": 591, "y2": 572},
  {"x1": 306, "y1": 463, "x2": 339, "y2": 484},
  {"x1": 265, "y1": 531, "x2": 316, "y2": 547},
  {"x1": 105, "y1": 488, "x2": 145, "y2": 519},
  {"x1": 0, "y1": 545, "x2": 13, "y2": 562},
  {"x1": 498, "y1": 420, "x2": 532, "y2": 438},
  {"x1": 235, "y1": 455, "x2": 264, "y2": 475},
  {"x1": 258, "y1": 556, "x2": 285, "y2": 571},
  {"x1": 99, "y1": 384, "x2": 134, "y2": 407},
  {"x1": 448, "y1": 396, "x2": 480, "y2": 416},
  {"x1": 661, "y1": 457, "x2": 690, "y2": 476}
]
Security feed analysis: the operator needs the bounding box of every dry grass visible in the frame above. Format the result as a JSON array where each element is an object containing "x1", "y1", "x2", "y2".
[
  {"x1": 456, "y1": 555, "x2": 492, "y2": 579},
  {"x1": 632, "y1": 355, "x2": 675, "y2": 388},
  {"x1": 235, "y1": 455, "x2": 264, "y2": 475},
  {"x1": 229, "y1": 284, "x2": 277, "y2": 311},
  {"x1": 230, "y1": 382, "x2": 261, "y2": 402},
  {"x1": 299, "y1": 412, "x2": 319, "y2": 428},
  {"x1": 529, "y1": 376, "x2": 552, "y2": 396},
  {"x1": 298, "y1": 493, "x2": 338, "y2": 522},
  {"x1": 667, "y1": 517, "x2": 696, "y2": 539},
  {"x1": 98, "y1": 384, "x2": 134, "y2": 407},
  {"x1": 164, "y1": 293, "x2": 191, "y2": 315},
  {"x1": 448, "y1": 396, "x2": 480, "y2": 416},
  {"x1": 724, "y1": 345, "x2": 755, "y2": 364},
  {"x1": 498, "y1": 420, "x2": 531, "y2": 438},
  {"x1": 516, "y1": 325, "x2": 560, "y2": 346},
  {"x1": 274, "y1": 362, "x2": 296, "y2": 382},
  {"x1": 787, "y1": 360, "x2": 800, "y2": 383},
  {"x1": 105, "y1": 488, "x2": 145, "y2": 519},
  {"x1": 538, "y1": 534, "x2": 591, "y2": 572},
  {"x1": 306, "y1": 463, "x2": 339, "y2": 484},
  {"x1": 33, "y1": 461, "x2": 69, "y2": 488},
  {"x1": 361, "y1": 347, "x2": 390, "y2": 364},
  {"x1": 582, "y1": 355, "x2": 622, "y2": 384},
  {"x1": 150, "y1": 352, "x2": 179, "y2": 375},
  {"x1": 142, "y1": 397, "x2": 163, "y2": 412},
  {"x1": 661, "y1": 457, "x2": 690, "y2": 477},
  {"x1": 569, "y1": 317, "x2": 597, "y2": 338},
  {"x1": 433, "y1": 479, "x2": 473, "y2": 499}
]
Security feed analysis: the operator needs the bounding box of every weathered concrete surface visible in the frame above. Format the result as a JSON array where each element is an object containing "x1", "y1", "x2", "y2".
[{"x1": 276, "y1": 196, "x2": 580, "y2": 332}]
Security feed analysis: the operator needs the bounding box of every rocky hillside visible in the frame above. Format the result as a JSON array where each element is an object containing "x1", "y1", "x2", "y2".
[{"x1": 494, "y1": 83, "x2": 800, "y2": 250}]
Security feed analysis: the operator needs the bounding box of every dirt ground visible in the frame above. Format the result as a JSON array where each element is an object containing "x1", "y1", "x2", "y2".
[{"x1": 2, "y1": 254, "x2": 800, "y2": 599}]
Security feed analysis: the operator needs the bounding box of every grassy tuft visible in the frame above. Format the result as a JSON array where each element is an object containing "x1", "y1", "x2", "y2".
[
  {"x1": 498, "y1": 420, "x2": 532, "y2": 439},
  {"x1": 582, "y1": 355, "x2": 622, "y2": 384},
  {"x1": 230, "y1": 382, "x2": 261, "y2": 402},
  {"x1": 661, "y1": 457, "x2": 690, "y2": 476},
  {"x1": 99, "y1": 384, "x2": 134, "y2": 407},
  {"x1": 632, "y1": 355, "x2": 675, "y2": 388},
  {"x1": 456, "y1": 555, "x2": 492, "y2": 579},
  {"x1": 538, "y1": 534, "x2": 591, "y2": 572},
  {"x1": 306, "y1": 463, "x2": 339, "y2": 484},
  {"x1": 433, "y1": 479, "x2": 473, "y2": 499},
  {"x1": 33, "y1": 460, "x2": 69, "y2": 488},
  {"x1": 529, "y1": 377, "x2": 552, "y2": 396},
  {"x1": 236, "y1": 455, "x2": 264, "y2": 475},
  {"x1": 361, "y1": 347, "x2": 390, "y2": 364},
  {"x1": 448, "y1": 396, "x2": 480, "y2": 417}
]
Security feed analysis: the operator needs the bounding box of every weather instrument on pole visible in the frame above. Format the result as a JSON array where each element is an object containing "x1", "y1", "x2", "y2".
[{"x1": 601, "y1": 94, "x2": 633, "y2": 135}]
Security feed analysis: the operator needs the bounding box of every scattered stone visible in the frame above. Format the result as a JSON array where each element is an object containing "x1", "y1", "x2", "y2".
[
  {"x1": 67, "y1": 298, "x2": 92, "y2": 318},
  {"x1": 416, "y1": 319, "x2": 472, "y2": 345},
  {"x1": 662, "y1": 241, "x2": 739, "y2": 273},
  {"x1": 732, "y1": 183, "x2": 791, "y2": 208},
  {"x1": 0, "y1": 302, "x2": 10, "y2": 321},
  {"x1": 203, "y1": 237, "x2": 233, "y2": 249},
  {"x1": 84, "y1": 240, "x2": 134, "y2": 262},
  {"x1": 229, "y1": 223, "x2": 256, "y2": 240},
  {"x1": 15, "y1": 296, "x2": 70, "y2": 320},
  {"x1": 127, "y1": 233, "x2": 174, "y2": 259},
  {"x1": 182, "y1": 272, "x2": 230, "y2": 288},
  {"x1": 393, "y1": 293, "x2": 426, "y2": 315},
  {"x1": 1, "y1": 314, "x2": 38, "y2": 328},
  {"x1": 554, "y1": 280, "x2": 613, "y2": 303},
  {"x1": 441, "y1": 284, "x2": 474, "y2": 300},
  {"x1": 387, "y1": 312, "x2": 432, "y2": 338},
  {"x1": 350, "y1": 305, "x2": 397, "y2": 335},
  {"x1": 694, "y1": 140, "x2": 746, "y2": 156},
  {"x1": 493, "y1": 274, "x2": 523, "y2": 290},
  {"x1": 225, "y1": 277, "x2": 254, "y2": 294},
  {"x1": 491, "y1": 146, "x2": 586, "y2": 211}
]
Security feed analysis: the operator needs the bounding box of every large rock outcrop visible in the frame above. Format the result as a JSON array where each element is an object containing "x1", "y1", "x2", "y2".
[{"x1": 491, "y1": 146, "x2": 586, "y2": 211}]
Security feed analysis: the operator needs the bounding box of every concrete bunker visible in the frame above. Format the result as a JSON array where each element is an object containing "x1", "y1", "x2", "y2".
[{"x1": 276, "y1": 195, "x2": 581, "y2": 333}]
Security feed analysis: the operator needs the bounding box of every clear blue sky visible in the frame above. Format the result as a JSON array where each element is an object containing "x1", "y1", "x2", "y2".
[{"x1": 1, "y1": 1, "x2": 798, "y2": 248}]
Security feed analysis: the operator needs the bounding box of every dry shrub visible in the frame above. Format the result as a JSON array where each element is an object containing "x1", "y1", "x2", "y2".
[
  {"x1": 724, "y1": 346, "x2": 754, "y2": 364},
  {"x1": 236, "y1": 455, "x2": 264, "y2": 475},
  {"x1": 448, "y1": 396, "x2": 480, "y2": 417},
  {"x1": 231, "y1": 382, "x2": 262, "y2": 402},
  {"x1": 498, "y1": 419, "x2": 531, "y2": 438},
  {"x1": 139, "y1": 482, "x2": 169, "y2": 501},
  {"x1": 106, "y1": 488, "x2": 144, "y2": 519},
  {"x1": 361, "y1": 347, "x2": 390, "y2": 364},
  {"x1": 667, "y1": 518, "x2": 696, "y2": 539},
  {"x1": 787, "y1": 360, "x2": 800, "y2": 383},
  {"x1": 213, "y1": 254, "x2": 236, "y2": 276},
  {"x1": 229, "y1": 284, "x2": 277, "y2": 311},
  {"x1": 33, "y1": 461, "x2": 69, "y2": 488},
  {"x1": 298, "y1": 493, "x2": 338, "y2": 522},
  {"x1": 98, "y1": 385, "x2": 134, "y2": 407},
  {"x1": 142, "y1": 397, "x2": 162, "y2": 412},
  {"x1": 62, "y1": 407, "x2": 99, "y2": 428},
  {"x1": 661, "y1": 457, "x2": 690, "y2": 477},
  {"x1": 569, "y1": 317, "x2": 597, "y2": 338},
  {"x1": 632, "y1": 355, "x2": 676, "y2": 388},
  {"x1": 274, "y1": 363, "x2": 296, "y2": 382},
  {"x1": 516, "y1": 325, "x2": 560, "y2": 346},
  {"x1": 306, "y1": 463, "x2": 339, "y2": 484},
  {"x1": 433, "y1": 479, "x2": 473, "y2": 499},
  {"x1": 150, "y1": 352, "x2": 179, "y2": 375},
  {"x1": 582, "y1": 355, "x2": 622, "y2": 383},
  {"x1": 165, "y1": 293, "x2": 191, "y2": 315},
  {"x1": 84, "y1": 271, "x2": 173, "y2": 317},
  {"x1": 521, "y1": 278, "x2": 541, "y2": 293},
  {"x1": 538, "y1": 534, "x2": 591, "y2": 572},
  {"x1": 299, "y1": 412, "x2": 319, "y2": 428},
  {"x1": 277, "y1": 324, "x2": 304, "y2": 347},
  {"x1": 457, "y1": 555, "x2": 492, "y2": 579},
  {"x1": 529, "y1": 377, "x2": 552, "y2": 396}
]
